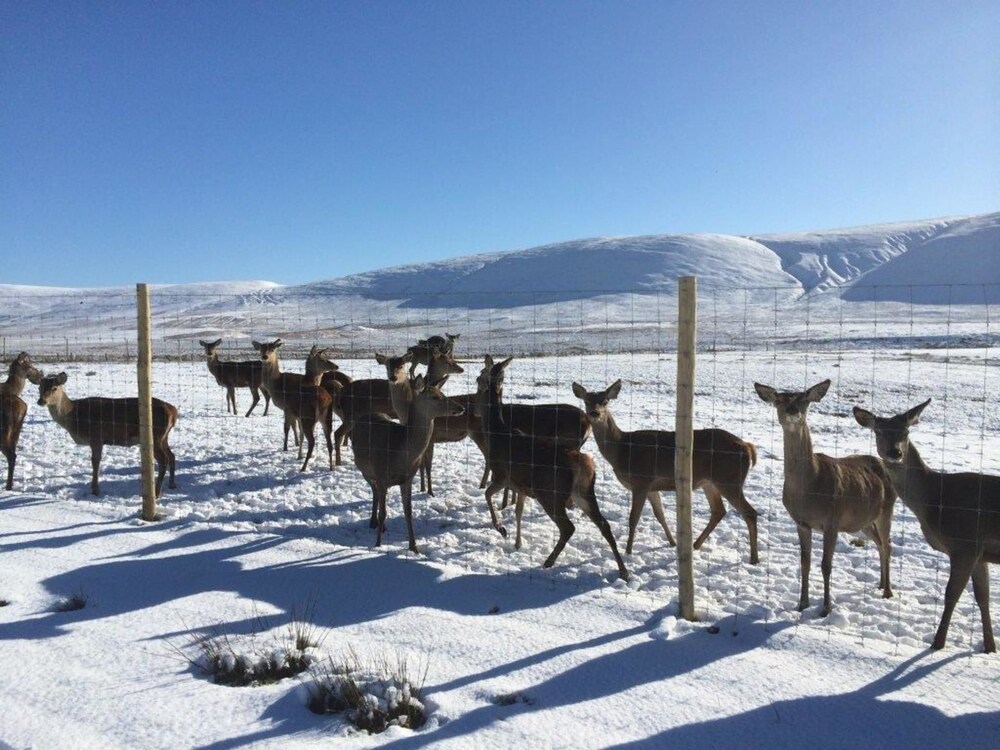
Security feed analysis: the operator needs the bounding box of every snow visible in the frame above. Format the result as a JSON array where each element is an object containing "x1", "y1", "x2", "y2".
[{"x1": 1, "y1": 212, "x2": 998, "y2": 747}]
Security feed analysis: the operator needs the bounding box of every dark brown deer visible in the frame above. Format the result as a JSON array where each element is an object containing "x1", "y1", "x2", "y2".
[
  {"x1": 352, "y1": 375, "x2": 464, "y2": 553},
  {"x1": 198, "y1": 338, "x2": 270, "y2": 417},
  {"x1": 755, "y1": 379, "x2": 895, "y2": 615},
  {"x1": 573, "y1": 380, "x2": 759, "y2": 563},
  {"x1": 407, "y1": 332, "x2": 460, "y2": 377},
  {"x1": 37, "y1": 372, "x2": 177, "y2": 497},
  {"x1": 854, "y1": 400, "x2": 1000, "y2": 652},
  {"x1": 477, "y1": 356, "x2": 629, "y2": 580},
  {"x1": 253, "y1": 340, "x2": 336, "y2": 471},
  {"x1": 1, "y1": 352, "x2": 43, "y2": 490}
]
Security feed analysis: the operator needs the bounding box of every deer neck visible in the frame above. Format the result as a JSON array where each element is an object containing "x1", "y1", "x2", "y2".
[
  {"x1": 1, "y1": 371, "x2": 28, "y2": 398},
  {"x1": 590, "y1": 411, "x2": 625, "y2": 464},
  {"x1": 780, "y1": 419, "x2": 819, "y2": 485},
  {"x1": 45, "y1": 390, "x2": 75, "y2": 426},
  {"x1": 390, "y1": 379, "x2": 413, "y2": 426},
  {"x1": 402, "y1": 400, "x2": 438, "y2": 458},
  {"x1": 883, "y1": 442, "x2": 934, "y2": 509},
  {"x1": 261, "y1": 356, "x2": 282, "y2": 384}
]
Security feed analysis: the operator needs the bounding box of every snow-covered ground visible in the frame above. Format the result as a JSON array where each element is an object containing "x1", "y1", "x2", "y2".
[{"x1": 2, "y1": 348, "x2": 998, "y2": 748}]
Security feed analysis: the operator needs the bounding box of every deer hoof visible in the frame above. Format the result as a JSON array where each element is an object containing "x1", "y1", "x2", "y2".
[{"x1": 497, "y1": 525, "x2": 508, "y2": 538}]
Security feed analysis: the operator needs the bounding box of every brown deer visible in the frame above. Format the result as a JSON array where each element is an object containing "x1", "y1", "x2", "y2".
[
  {"x1": 352, "y1": 375, "x2": 465, "y2": 553},
  {"x1": 854, "y1": 400, "x2": 1000, "y2": 652},
  {"x1": 572, "y1": 380, "x2": 759, "y2": 563},
  {"x1": 1, "y1": 352, "x2": 43, "y2": 490},
  {"x1": 198, "y1": 339, "x2": 270, "y2": 417},
  {"x1": 37, "y1": 371, "x2": 177, "y2": 497},
  {"x1": 407, "y1": 332, "x2": 460, "y2": 377},
  {"x1": 477, "y1": 356, "x2": 630, "y2": 580},
  {"x1": 253, "y1": 340, "x2": 336, "y2": 471},
  {"x1": 755, "y1": 379, "x2": 895, "y2": 615}
]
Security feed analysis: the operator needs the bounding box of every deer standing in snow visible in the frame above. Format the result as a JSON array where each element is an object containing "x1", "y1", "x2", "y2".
[
  {"x1": 755, "y1": 379, "x2": 895, "y2": 615},
  {"x1": 854, "y1": 399, "x2": 1000, "y2": 652}
]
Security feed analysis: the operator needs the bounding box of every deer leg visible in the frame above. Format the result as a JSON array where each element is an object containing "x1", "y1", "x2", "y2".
[
  {"x1": 720, "y1": 485, "x2": 760, "y2": 565},
  {"x1": 796, "y1": 523, "x2": 813, "y2": 612},
  {"x1": 625, "y1": 488, "x2": 646, "y2": 554},
  {"x1": 3, "y1": 445, "x2": 14, "y2": 491},
  {"x1": 479, "y1": 464, "x2": 490, "y2": 489},
  {"x1": 575, "y1": 486, "x2": 630, "y2": 582},
  {"x1": 422, "y1": 443, "x2": 434, "y2": 496},
  {"x1": 484, "y1": 478, "x2": 508, "y2": 538},
  {"x1": 401, "y1": 480, "x2": 420, "y2": 554},
  {"x1": 90, "y1": 442, "x2": 103, "y2": 496},
  {"x1": 322, "y1": 410, "x2": 334, "y2": 470},
  {"x1": 282, "y1": 418, "x2": 291, "y2": 452},
  {"x1": 867, "y1": 522, "x2": 893, "y2": 598},
  {"x1": 500, "y1": 486, "x2": 511, "y2": 510},
  {"x1": 333, "y1": 423, "x2": 348, "y2": 466},
  {"x1": 373, "y1": 485, "x2": 389, "y2": 547},
  {"x1": 226, "y1": 385, "x2": 237, "y2": 415},
  {"x1": 166, "y1": 441, "x2": 177, "y2": 489},
  {"x1": 245, "y1": 386, "x2": 260, "y2": 418},
  {"x1": 971, "y1": 562, "x2": 995, "y2": 653},
  {"x1": 820, "y1": 527, "x2": 837, "y2": 616},
  {"x1": 645, "y1": 490, "x2": 676, "y2": 548},
  {"x1": 933, "y1": 553, "x2": 978, "y2": 650},
  {"x1": 693, "y1": 484, "x2": 727, "y2": 552},
  {"x1": 262, "y1": 389, "x2": 271, "y2": 417},
  {"x1": 514, "y1": 491, "x2": 526, "y2": 550},
  {"x1": 153, "y1": 444, "x2": 168, "y2": 498},
  {"x1": 299, "y1": 421, "x2": 316, "y2": 472},
  {"x1": 541, "y1": 500, "x2": 575, "y2": 569}
]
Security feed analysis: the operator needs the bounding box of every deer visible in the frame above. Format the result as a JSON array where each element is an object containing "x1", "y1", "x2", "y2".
[
  {"x1": 198, "y1": 339, "x2": 270, "y2": 417},
  {"x1": 854, "y1": 399, "x2": 1000, "y2": 652},
  {"x1": 407, "y1": 332, "x2": 460, "y2": 377},
  {"x1": 1, "y1": 352, "x2": 43, "y2": 490},
  {"x1": 36, "y1": 371, "x2": 177, "y2": 497},
  {"x1": 755, "y1": 379, "x2": 896, "y2": 616},
  {"x1": 572, "y1": 380, "x2": 760, "y2": 564},
  {"x1": 352, "y1": 374, "x2": 465, "y2": 553},
  {"x1": 252, "y1": 340, "x2": 337, "y2": 471},
  {"x1": 477, "y1": 356, "x2": 630, "y2": 581}
]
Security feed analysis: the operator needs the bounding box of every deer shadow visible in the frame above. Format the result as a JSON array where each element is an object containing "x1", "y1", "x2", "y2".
[
  {"x1": 0, "y1": 525, "x2": 587, "y2": 644},
  {"x1": 602, "y1": 652, "x2": 999, "y2": 750}
]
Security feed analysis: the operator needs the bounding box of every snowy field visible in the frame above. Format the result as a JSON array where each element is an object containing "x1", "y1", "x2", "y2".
[{"x1": 2, "y1": 349, "x2": 998, "y2": 748}]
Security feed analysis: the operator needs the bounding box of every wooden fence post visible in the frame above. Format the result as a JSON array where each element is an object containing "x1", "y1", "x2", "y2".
[
  {"x1": 136, "y1": 283, "x2": 157, "y2": 521},
  {"x1": 676, "y1": 276, "x2": 697, "y2": 620}
]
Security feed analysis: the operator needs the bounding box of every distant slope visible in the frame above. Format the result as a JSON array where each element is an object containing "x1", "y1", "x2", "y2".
[
  {"x1": 297, "y1": 234, "x2": 799, "y2": 309},
  {"x1": 287, "y1": 211, "x2": 998, "y2": 308}
]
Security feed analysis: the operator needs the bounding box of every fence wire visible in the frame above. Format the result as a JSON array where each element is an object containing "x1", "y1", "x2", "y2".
[{"x1": 1, "y1": 282, "x2": 997, "y2": 653}]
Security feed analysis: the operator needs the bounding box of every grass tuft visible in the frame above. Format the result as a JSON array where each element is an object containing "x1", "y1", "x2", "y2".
[{"x1": 307, "y1": 647, "x2": 429, "y2": 733}]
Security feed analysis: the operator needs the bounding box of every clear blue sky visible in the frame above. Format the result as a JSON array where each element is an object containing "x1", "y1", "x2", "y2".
[{"x1": 2, "y1": 1, "x2": 997, "y2": 287}]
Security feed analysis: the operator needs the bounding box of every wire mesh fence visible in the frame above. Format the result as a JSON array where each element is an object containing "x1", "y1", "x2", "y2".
[{"x1": 1, "y1": 281, "x2": 997, "y2": 653}]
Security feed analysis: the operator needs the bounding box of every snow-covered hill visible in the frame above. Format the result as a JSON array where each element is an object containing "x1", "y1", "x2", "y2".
[{"x1": 0, "y1": 213, "x2": 995, "y2": 358}]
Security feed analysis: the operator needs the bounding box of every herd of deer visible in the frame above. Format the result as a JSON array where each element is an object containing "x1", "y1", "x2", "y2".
[{"x1": 0, "y1": 337, "x2": 997, "y2": 652}]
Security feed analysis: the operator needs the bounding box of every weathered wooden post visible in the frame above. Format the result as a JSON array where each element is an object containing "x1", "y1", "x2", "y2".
[
  {"x1": 675, "y1": 276, "x2": 697, "y2": 620},
  {"x1": 136, "y1": 283, "x2": 157, "y2": 521}
]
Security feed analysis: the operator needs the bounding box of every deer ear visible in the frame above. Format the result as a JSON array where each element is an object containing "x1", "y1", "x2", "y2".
[
  {"x1": 906, "y1": 398, "x2": 931, "y2": 426},
  {"x1": 806, "y1": 379, "x2": 832, "y2": 402},
  {"x1": 484, "y1": 354, "x2": 494, "y2": 368},
  {"x1": 374, "y1": 353, "x2": 387, "y2": 365},
  {"x1": 853, "y1": 406, "x2": 877, "y2": 429},
  {"x1": 607, "y1": 379, "x2": 623, "y2": 400},
  {"x1": 274, "y1": 339, "x2": 283, "y2": 349},
  {"x1": 497, "y1": 356, "x2": 513, "y2": 370},
  {"x1": 308, "y1": 345, "x2": 318, "y2": 356},
  {"x1": 571, "y1": 382, "x2": 587, "y2": 399},
  {"x1": 403, "y1": 351, "x2": 413, "y2": 362},
  {"x1": 252, "y1": 340, "x2": 263, "y2": 351},
  {"x1": 413, "y1": 374, "x2": 427, "y2": 393},
  {"x1": 57, "y1": 371, "x2": 68, "y2": 385},
  {"x1": 213, "y1": 338, "x2": 222, "y2": 347},
  {"x1": 754, "y1": 383, "x2": 777, "y2": 404}
]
